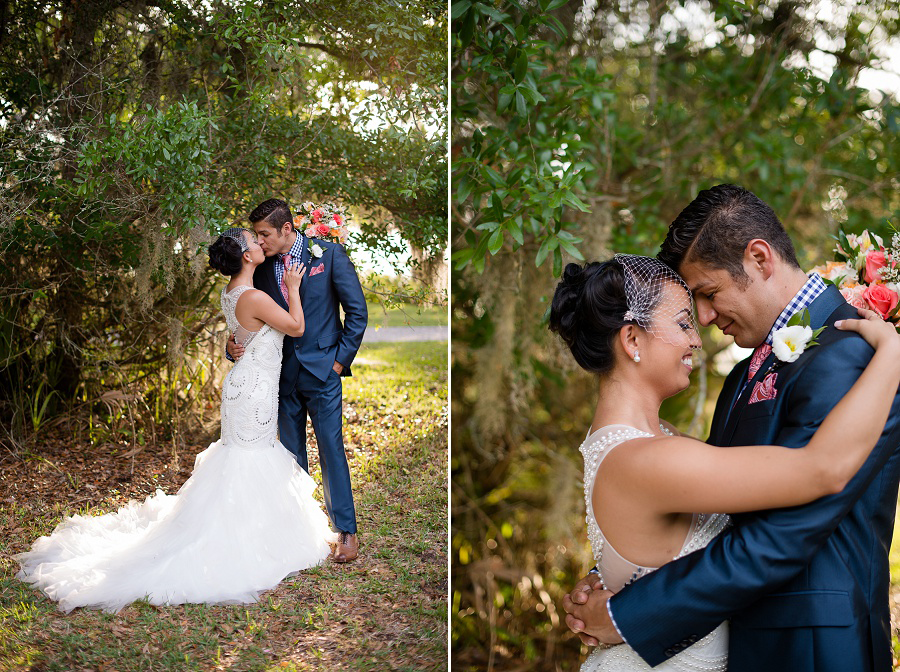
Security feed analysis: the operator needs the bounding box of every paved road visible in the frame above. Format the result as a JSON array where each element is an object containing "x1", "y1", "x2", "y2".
[{"x1": 362, "y1": 325, "x2": 448, "y2": 343}]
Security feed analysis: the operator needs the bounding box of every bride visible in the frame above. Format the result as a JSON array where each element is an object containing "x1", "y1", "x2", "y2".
[
  {"x1": 549, "y1": 254, "x2": 900, "y2": 671},
  {"x1": 15, "y1": 227, "x2": 334, "y2": 613}
]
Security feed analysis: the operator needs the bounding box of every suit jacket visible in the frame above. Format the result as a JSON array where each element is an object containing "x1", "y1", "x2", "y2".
[
  {"x1": 252, "y1": 235, "x2": 367, "y2": 383},
  {"x1": 608, "y1": 285, "x2": 900, "y2": 671}
]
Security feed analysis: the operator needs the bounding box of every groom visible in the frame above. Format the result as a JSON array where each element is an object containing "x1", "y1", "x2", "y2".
[
  {"x1": 227, "y1": 198, "x2": 367, "y2": 563},
  {"x1": 564, "y1": 185, "x2": 900, "y2": 670}
]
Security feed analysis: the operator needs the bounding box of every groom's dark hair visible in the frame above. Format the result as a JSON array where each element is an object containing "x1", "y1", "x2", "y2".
[
  {"x1": 249, "y1": 198, "x2": 293, "y2": 230},
  {"x1": 658, "y1": 184, "x2": 801, "y2": 286}
]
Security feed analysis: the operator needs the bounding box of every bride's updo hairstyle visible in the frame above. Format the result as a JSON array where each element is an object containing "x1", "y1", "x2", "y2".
[
  {"x1": 551, "y1": 255, "x2": 697, "y2": 376},
  {"x1": 208, "y1": 228, "x2": 250, "y2": 276},
  {"x1": 549, "y1": 260, "x2": 633, "y2": 376}
]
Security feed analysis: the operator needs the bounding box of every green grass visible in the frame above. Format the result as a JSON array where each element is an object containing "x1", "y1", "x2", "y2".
[
  {"x1": 369, "y1": 304, "x2": 448, "y2": 328},
  {"x1": 0, "y1": 340, "x2": 448, "y2": 671}
]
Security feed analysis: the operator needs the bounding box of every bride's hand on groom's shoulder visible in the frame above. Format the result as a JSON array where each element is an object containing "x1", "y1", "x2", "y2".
[{"x1": 835, "y1": 307, "x2": 900, "y2": 353}]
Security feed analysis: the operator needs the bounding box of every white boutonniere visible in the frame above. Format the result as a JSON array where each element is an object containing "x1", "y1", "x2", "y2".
[
  {"x1": 771, "y1": 309, "x2": 826, "y2": 363},
  {"x1": 310, "y1": 242, "x2": 324, "y2": 258}
]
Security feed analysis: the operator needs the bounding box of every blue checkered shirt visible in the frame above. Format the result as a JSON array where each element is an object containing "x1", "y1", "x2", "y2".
[
  {"x1": 274, "y1": 231, "x2": 305, "y2": 292},
  {"x1": 763, "y1": 272, "x2": 828, "y2": 345}
]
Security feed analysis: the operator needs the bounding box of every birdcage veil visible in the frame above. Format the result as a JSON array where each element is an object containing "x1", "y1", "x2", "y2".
[
  {"x1": 614, "y1": 254, "x2": 698, "y2": 346},
  {"x1": 220, "y1": 227, "x2": 251, "y2": 252}
]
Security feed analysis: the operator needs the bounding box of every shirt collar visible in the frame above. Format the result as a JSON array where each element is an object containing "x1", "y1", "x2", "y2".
[
  {"x1": 764, "y1": 272, "x2": 827, "y2": 345},
  {"x1": 282, "y1": 230, "x2": 304, "y2": 260}
]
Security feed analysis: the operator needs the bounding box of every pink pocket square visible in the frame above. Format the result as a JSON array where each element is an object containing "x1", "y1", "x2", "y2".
[
  {"x1": 748, "y1": 372, "x2": 778, "y2": 404},
  {"x1": 309, "y1": 263, "x2": 325, "y2": 277}
]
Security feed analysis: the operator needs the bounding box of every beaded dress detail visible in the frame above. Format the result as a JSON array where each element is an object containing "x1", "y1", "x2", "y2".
[
  {"x1": 579, "y1": 424, "x2": 730, "y2": 672},
  {"x1": 15, "y1": 285, "x2": 333, "y2": 613}
]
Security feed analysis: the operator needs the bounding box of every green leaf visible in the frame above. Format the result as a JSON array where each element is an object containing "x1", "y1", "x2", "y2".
[
  {"x1": 509, "y1": 218, "x2": 524, "y2": 246},
  {"x1": 515, "y1": 91, "x2": 527, "y2": 117},
  {"x1": 558, "y1": 239, "x2": 584, "y2": 260},
  {"x1": 545, "y1": 0, "x2": 569, "y2": 10},
  {"x1": 457, "y1": 175, "x2": 473, "y2": 204},
  {"x1": 450, "y1": 0, "x2": 471, "y2": 20},
  {"x1": 536, "y1": 237, "x2": 552, "y2": 266},
  {"x1": 552, "y1": 246, "x2": 563, "y2": 276},
  {"x1": 488, "y1": 228, "x2": 504, "y2": 255},
  {"x1": 561, "y1": 191, "x2": 590, "y2": 212},
  {"x1": 459, "y1": 9, "x2": 476, "y2": 46},
  {"x1": 514, "y1": 52, "x2": 528, "y2": 84}
]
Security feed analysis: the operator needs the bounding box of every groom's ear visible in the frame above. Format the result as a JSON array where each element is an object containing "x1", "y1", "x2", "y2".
[{"x1": 744, "y1": 238, "x2": 775, "y2": 281}]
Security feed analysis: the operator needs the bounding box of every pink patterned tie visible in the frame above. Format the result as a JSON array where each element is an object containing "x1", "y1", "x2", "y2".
[
  {"x1": 280, "y1": 254, "x2": 291, "y2": 303},
  {"x1": 747, "y1": 343, "x2": 772, "y2": 380}
]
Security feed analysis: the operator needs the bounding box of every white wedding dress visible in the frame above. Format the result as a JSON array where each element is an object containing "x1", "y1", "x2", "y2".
[
  {"x1": 580, "y1": 425, "x2": 730, "y2": 672},
  {"x1": 15, "y1": 285, "x2": 333, "y2": 613}
]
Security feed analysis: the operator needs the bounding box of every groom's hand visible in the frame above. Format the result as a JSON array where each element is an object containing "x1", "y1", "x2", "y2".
[
  {"x1": 563, "y1": 575, "x2": 622, "y2": 645},
  {"x1": 332, "y1": 360, "x2": 344, "y2": 374},
  {"x1": 226, "y1": 333, "x2": 244, "y2": 361}
]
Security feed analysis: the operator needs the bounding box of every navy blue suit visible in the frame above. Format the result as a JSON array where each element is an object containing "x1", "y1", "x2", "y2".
[
  {"x1": 608, "y1": 285, "x2": 900, "y2": 671},
  {"x1": 252, "y1": 234, "x2": 367, "y2": 534}
]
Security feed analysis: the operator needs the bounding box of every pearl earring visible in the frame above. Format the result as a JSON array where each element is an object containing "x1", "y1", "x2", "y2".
[{"x1": 633, "y1": 352, "x2": 640, "y2": 363}]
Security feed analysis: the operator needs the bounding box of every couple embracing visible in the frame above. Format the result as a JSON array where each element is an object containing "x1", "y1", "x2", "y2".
[
  {"x1": 15, "y1": 197, "x2": 367, "y2": 612},
  {"x1": 554, "y1": 184, "x2": 900, "y2": 671}
]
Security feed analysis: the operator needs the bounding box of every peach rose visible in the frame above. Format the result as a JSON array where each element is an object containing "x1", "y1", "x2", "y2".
[
  {"x1": 841, "y1": 285, "x2": 871, "y2": 311},
  {"x1": 863, "y1": 284, "x2": 899, "y2": 319},
  {"x1": 864, "y1": 250, "x2": 889, "y2": 284}
]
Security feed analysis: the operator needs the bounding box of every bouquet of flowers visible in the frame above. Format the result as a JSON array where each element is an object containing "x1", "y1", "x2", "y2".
[
  {"x1": 294, "y1": 202, "x2": 349, "y2": 244},
  {"x1": 810, "y1": 228, "x2": 899, "y2": 321}
]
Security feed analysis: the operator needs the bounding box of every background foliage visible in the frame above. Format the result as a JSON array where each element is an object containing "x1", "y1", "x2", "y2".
[
  {"x1": 451, "y1": 0, "x2": 900, "y2": 668},
  {"x1": 0, "y1": 0, "x2": 447, "y2": 454}
]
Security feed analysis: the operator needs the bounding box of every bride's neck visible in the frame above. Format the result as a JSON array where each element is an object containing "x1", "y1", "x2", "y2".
[
  {"x1": 228, "y1": 266, "x2": 256, "y2": 291},
  {"x1": 591, "y1": 373, "x2": 663, "y2": 436}
]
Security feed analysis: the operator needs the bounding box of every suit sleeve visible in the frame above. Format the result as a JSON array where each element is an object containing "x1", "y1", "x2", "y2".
[
  {"x1": 608, "y1": 334, "x2": 900, "y2": 666},
  {"x1": 331, "y1": 244, "x2": 367, "y2": 374}
]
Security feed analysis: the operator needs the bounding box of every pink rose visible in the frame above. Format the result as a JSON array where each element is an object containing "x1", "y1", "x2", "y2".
[
  {"x1": 841, "y1": 285, "x2": 871, "y2": 311},
  {"x1": 863, "y1": 284, "x2": 899, "y2": 319},
  {"x1": 332, "y1": 213, "x2": 343, "y2": 226},
  {"x1": 304, "y1": 226, "x2": 317, "y2": 238},
  {"x1": 311, "y1": 209, "x2": 323, "y2": 224},
  {"x1": 864, "y1": 250, "x2": 889, "y2": 284},
  {"x1": 316, "y1": 223, "x2": 331, "y2": 237}
]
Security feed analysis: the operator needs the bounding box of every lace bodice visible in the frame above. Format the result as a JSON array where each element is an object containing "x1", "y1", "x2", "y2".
[
  {"x1": 579, "y1": 424, "x2": 730, "y2": 672},
  {"x1": 579, "y1": 424, "x2": 731, "y2": 592},
  {"x1": 221, "y1": 286, "x2": 260, "y2": 348},
  {"x1": 220, "y1": 285, "x2": 285, "y2": 450}
]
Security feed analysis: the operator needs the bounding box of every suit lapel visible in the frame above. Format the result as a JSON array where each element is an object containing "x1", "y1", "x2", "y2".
[
  {"x1": 710, "y1": 361, "x2": 749, "y2": 443},
  {"x1": 722, "y1": 350, "x2": 776, "y2": 445},
  {"x1": 263, "y1": 255, "x2": 288, "y2": 310},
  {"x1": 719, "y1": 284, "x2": 846, "y2": 445},
  {"x1": 298, "y1": 234, "x2": 312, "y2": 299}
]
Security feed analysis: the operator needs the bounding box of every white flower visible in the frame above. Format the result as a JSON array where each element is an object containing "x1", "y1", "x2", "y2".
[
  {"x1": 311, "y1": 243, "x2": 324, "y2": 258},
  {"x1": 772, "y1": 324, "x2": 813, "y2": 363},
  {"x1": 824, "y1": 261, "x2": 856, "y2": 285}
]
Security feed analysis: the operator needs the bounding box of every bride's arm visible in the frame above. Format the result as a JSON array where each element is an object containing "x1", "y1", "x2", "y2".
[
  {"x1": 610, "y1": 311, "x2": 900, "y2": 515},
  {"x1": 245, "y1": 264, "x2": 306, "y2": 337}
]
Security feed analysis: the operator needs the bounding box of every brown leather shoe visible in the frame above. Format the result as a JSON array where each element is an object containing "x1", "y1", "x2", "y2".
[{"x1": 331, "y1": 532, "x2": 358, "y2": 563}]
